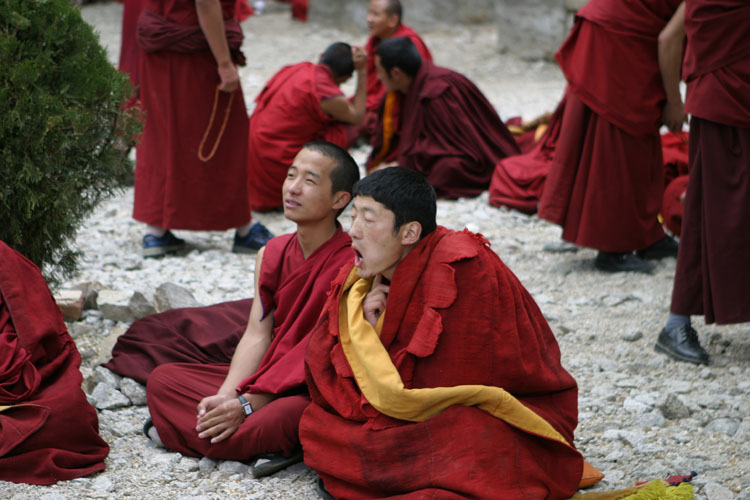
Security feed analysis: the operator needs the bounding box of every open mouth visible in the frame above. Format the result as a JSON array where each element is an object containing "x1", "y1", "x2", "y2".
[
  {"x1": 353, "y1": 247, "x2": 363, "y2": 267},
  {"x1": 284, "y1": 198, "x2": 301, "y2": 209}
]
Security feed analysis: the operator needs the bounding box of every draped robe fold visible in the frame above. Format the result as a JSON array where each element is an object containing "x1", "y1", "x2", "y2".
[
  {"x1": 0, "y1": 242, "x2": 108, "y2": 485},
  {"x1": 133, "y1": 0, "x2": 251, "y2": 230},
  {"x1": 300, "y1": 227, "x2": 582, "y2": 499},
  {"x1": 367, "y1": 61, "x2": 520, "y2": 199},
  {"x1": 142, "y1": 228, "x2": 352, "y2": 458},
  {"x1": 528, "y1": 0, "x2": 682, "y2": 252},
  {"x1": 670, "y1": 0, "x2": 750, "y2": 325},
  {"x1": 247, "y1": 63, "x2": 348, "y2": 211}
]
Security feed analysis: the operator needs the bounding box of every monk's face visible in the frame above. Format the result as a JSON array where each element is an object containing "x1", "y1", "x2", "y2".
[
  {"x1": 282, "y1": 148, "x2": 340, "y2": 223},
  {"x1": 349, "y1": 195, "x2": 409, "y2": 280},
  {"x1": 375, "y1": 55, "x2": 398, "y2": 93},
  {"x1": 367, "y1": 0, "x2": 399, "y2": 39}
]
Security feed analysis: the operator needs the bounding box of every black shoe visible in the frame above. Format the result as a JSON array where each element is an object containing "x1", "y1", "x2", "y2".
[
  {"x1": 232, "y1": 222, "x2": 274, "y2": 254},
  {"x1": 142, "y1": 230, "x2": 186, "y2": 258},
  {"x1": 251, "y1": 449, "x2": 303, "y2": 478},
  {"x1": 655, "y1": 324, "x2": 709, "y2": 365},
  {"x1": 594, "y1": 251, "x2": 655, "y2": 273},
  {"x1": 637, "y1": 236, "x2": 679, "y2": 260}
]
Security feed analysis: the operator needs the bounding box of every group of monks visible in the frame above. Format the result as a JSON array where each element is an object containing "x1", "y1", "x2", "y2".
[{"x1": 2, "y1": 0, "x2": 748, "y2": 498}]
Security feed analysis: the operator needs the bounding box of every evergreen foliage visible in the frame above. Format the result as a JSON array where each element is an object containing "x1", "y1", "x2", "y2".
[{"x1": 0, "y1": 0, "x2": 142, "y2": 285}]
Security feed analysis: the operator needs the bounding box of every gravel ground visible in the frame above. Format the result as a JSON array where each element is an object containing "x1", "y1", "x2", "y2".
[{"x1": 4, "y1": 2, "x2": 749, "y2": 499}]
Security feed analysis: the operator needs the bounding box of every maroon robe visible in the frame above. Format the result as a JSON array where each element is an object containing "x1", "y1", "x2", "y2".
[
  {"x1": 301, "y1": 227, "x2": 582, "y2": 500},
  {"x1": 535, "y1": 0, "x2": 681, "y2": 252},
  {"x1": 119, "y1": 0, "x2": 147, "y2": 94},
  {"x1": 0, "y1": 242, "x2": 108, "y2": 485},
  {"x1": 368, "y1": 61, "x2": 521, "y2": 198},
  {"x1": 145, "y1": 228, "x2": 352, "y2": 458},
  {"x1": 133, "y1": 0, "x2": 251, "y2": 230},
  {"x1": 670, "y1": 0, "x2": 750, "y2": 325},
  {"x1": 247, "y1": 63, "x2": 347, "y2": 211}
]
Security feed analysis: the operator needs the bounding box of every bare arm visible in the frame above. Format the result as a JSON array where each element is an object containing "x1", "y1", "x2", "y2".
[
  {"x1": 195, "y1": 0, "x2": 239, "y2": 92},
  {"x1": 319, "y1": 46, "x2": 367, "y2": 125},
  {"x1": 195, "y1": 247, "x2": 274, "y2": 442},
  {"x1": 658, "y1": 1, "x2": 686, "y2": 133}
]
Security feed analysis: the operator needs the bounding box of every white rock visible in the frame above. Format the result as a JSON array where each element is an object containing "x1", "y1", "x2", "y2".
[
  {"x1": 120, "y1": 377, "x2": 147, "y2": 406},
  {"x1": 90, "y1": 382, "x2": 131, "y2": 410},
  {"x1": 702, "y1": 482, "x2": 735, "y2": 500}
]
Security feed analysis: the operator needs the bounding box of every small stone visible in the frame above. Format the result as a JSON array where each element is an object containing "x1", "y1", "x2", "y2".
[
  {"x1": 198, "y1": 457, "x2": 218, "y2": 473},
  {"x1": 623, "y1": 397, "x2": 652, "y2": 415},
  {"x1": 91, "y1": 475, "x2": 114, "y2": 492},
  {"x1": 542, "y1": 240, "x2": 578, "y2": 253},
  {"x1": 704, "y1": 418, "x2": 740, "y2": 436},
  {"x1": 54, "y1": 289, "x2": 85, "y2": 321},
  {"x1": 120, "y1": 377, "x2": 147, "y2": 406},
  {"x1": 702, "y1": 482, "x2": 735, "y2": 500},
  {"x1": 40, "y1": 494, "x2": 69, "y2": 500},
  {"x1": 73, "y1": 281, "x2": 103, "y2": 310},
  {"x1": 95, "y1": 366, "x2": 122, "y2": 389},
  {"x1": 98, "y1": 289, "x2": 137, "y2": 323},
  {"x1": 90, "y1": 382, "x2": 131, "y2": 410},
  {"x1": 635, "y1": 410, "x2": 666, "y2": 429},
  {"x1": 620, "y1": 330, "x2": 643, "y2": 342},
  {"x1": 129, "y1": 291, "x2": 156, "y2": 320},
  {"x1": 217, "y1": 460, "x2": 249, "y2": 475},
  {"x1": 737, "y1": 487, "x2": 750, "y2": 500},
  {"x1": 699, "y1": 367, "x2": 713, "y2": 379},
  {"x1": 67, "y1": 321, "x2": 96, "y2": 340},
  {"x1": 176, "y1": 456, "x2": 200, "y2": 472},
  {"x1": 656, "y1": 394, "x2": 691, "y2": 420},
  {"x1": 154, "y1": 283, "x2": 202, "y2": 312}
]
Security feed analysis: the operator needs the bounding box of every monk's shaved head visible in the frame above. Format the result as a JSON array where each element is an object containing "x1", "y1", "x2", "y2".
[
  {"x1": 320, "y1": 42, "x2": 354, "y2": 78},
  {"x1": 302, "y1": 141, "x2": 360, "y2": 207},
  {"x1": 383, "y1": 0, "x2": 402, "y2": 23}
]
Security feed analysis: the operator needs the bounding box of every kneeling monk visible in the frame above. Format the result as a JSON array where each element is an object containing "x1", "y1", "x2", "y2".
[{"x1": 300, "y1": 167, "x2": 583, "y2": 499}]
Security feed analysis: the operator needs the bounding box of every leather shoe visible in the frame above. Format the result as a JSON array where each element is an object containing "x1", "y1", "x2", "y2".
[
  {"x1": 594, "y1": 252, "x2": 655, "y2": 273},
  {"x1": 636, "y1": 236, "x2": 679, "y2": 260},
  {"x1": 251, "y1": 449, "x2": 303, "y2": 478},
  {"x1": 654, "y1": 324, "x2": 709, "y2": 365}
]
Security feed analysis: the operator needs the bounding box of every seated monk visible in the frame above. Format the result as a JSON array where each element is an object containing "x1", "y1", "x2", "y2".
[
  {"x1": 367, "y1": 37, "x2": 521, "y2": 199},
  {"x1": 247, "y1": 42, "x2": 367, "y2": 211},
  {"x1": 350, "y1": 0, "x2": 433, "y2": 144},
  {"x1": 108, "y1": 142, "x2": 359, "y2": 475},
  {"x1": 299, "y1": 167, "x2": 585, "y2": 499},
  {"x1": 0, "y1": 241, "x2": 108, "y2": 485}
]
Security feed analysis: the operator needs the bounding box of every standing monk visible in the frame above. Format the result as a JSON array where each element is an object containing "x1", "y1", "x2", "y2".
[
  {"x1": 655, "y1": 0, "x2": 750, "y2": 365},
  {"x1": 247, "y1": 42, "x2": 367, "y2": 211},
  {"x1": 535, "y1": 0, "x2": 685, "y2": 273},
  {"x1": 352, "y1": 0, "x2": 432, "y2": 144},
  {"x1": 300, "y1": 167, "x2": 584, "y2": 499},
  {"x1": 367, "y1": 37, "x2": 520, "y2": 198},
  {"x1": 134, "y1": 0, "x2": 272, "y2": 257},
  {"x1": 143, "y1": 142, "x2": 359, "y2": 476}
]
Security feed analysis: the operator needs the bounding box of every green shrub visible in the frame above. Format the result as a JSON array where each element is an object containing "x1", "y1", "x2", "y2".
[{"x1": 0, "y1": 0, "x2": 142, "y2": 285}]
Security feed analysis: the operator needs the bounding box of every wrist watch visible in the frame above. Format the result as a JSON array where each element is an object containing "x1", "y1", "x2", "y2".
[{"x1": 238, "y1": 394, "x2": 254, "y2": 418}]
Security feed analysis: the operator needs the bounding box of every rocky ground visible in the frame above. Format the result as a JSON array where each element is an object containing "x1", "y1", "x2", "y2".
[{"x1": 5, "y1": 2, "x2": 749, "y2": 499}]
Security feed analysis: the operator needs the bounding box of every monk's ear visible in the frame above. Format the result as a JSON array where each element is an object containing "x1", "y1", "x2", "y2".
[
  {"x1": 332, "y1": 191, "x2": 351, "y2": 212},
  {"x1": 400, "y1": 221, "x2": 422, "y2": 246}
]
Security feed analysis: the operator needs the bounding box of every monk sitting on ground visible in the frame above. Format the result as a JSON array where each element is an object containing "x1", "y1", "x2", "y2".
[
  {"x1": 110, "y1": 142, "x2": 359, "y2": 476},
  {"x1": 0, "y1": 242, "x2": 109, "y2": 485},
  {"x1": 366, "y1": 37, "x2": 520, "y2": 199},
  {"x1": 350, "y1": 0, "x2": 432, "y2": 144},
  {"x1": 300, "y1": 167, "x2": 584, "y2": 499},
  {"x1": 247, "y1": 42, "x2": 366, "y2": 211}
]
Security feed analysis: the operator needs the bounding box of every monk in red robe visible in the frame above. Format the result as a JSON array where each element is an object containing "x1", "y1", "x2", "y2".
[
  {"x1": 529, "y1": 0, "x2": 686, "y2": 273},
  {"x1": 142, "y1": 142, "x2": 358, "y2": 476},
  {"x1": 655, "y1": 0, "x2": 750, "y2": 365},
  {"x1": 367, "y1": 37, "x2": 520, "y2": 198},
  {"x1": 0, "y1": 242, "x2": 108, "y2": 485},
  {"x1": 134, "y1": 0, "x2": 272, "y2": 258},
  {"x1": 349, "y1": 0, "x2": 432, "y2": 145},
  {"x1": 247, "y1": 42, "x2": 367, "y2": 211},
  {"x1": 300, "y1": 167, "x2": 585, "y2": 499}
]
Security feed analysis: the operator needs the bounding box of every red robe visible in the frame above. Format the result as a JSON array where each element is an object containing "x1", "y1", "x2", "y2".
[
  {"x1": 368, "y1": 61, "x2": 521, "y2": 198},
  {"x1": 247, "y1": 63, "x2": 347, "y2": 211},
  {"x1": 301, "y1": 227, "x2": 582, "y2": 500},
  {"x1": 670, "y1": 0, "x2": 750, "y2": 325},
  {"x1": 533, "y1": 0, "x2": 681, "y2": 252},
  {"x1": 133, "y1": 0, "x2": 251, "y2": 230},
  {"x1": 0, "y1": 242, "x2": 108, "y2": 485},
  {"x1": 145, "y1": 228, "x2": 352, "y2": 458},
  {"x1": 119, "y1": 0, "x2": 148, "y2": 94}
]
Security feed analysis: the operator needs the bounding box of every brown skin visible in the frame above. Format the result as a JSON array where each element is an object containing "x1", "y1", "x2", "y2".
[
  {"x1": 195, "y1": 148, "x2": 351, "y2": 443},
  {"x1": 318, "y1": 46, "x2": 369, "y2": 126},
  {"x1": 367, "y1": 0, "x2": 400, "y2": 40},
  {"x1": 658, "y1": 2, "x2": 687, "y2": 133},
  {"x1": 195, "y1": 0, "x2": 239, "y2": 92}
]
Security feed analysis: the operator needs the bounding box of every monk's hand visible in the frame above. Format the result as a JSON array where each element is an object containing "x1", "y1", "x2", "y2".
[
  {"x1": 195, "y1": 393, "x2": 243, "y2": 443},
  {"x1": 363, "y1": 274, "x2": 390, "y2": 328},
  {"x1": 217, "y1": 61, "x2": 240, "y2": 93},
  {"x1": 352, "y1": 46, "x2": 367, "y2": 71},
  {"x1": 662, "y1": 99, "x2": 687, "y2": 133}
]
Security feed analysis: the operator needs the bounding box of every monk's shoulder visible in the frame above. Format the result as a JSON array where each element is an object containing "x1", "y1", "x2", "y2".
[{"x1": 429, "y1": 228, "x2": 488, "y2": 265}]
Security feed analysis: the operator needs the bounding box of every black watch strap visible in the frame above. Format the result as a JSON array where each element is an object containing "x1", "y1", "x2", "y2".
[{"x1": 238, "y1": 394, "x2": 254, "y2": 418}]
